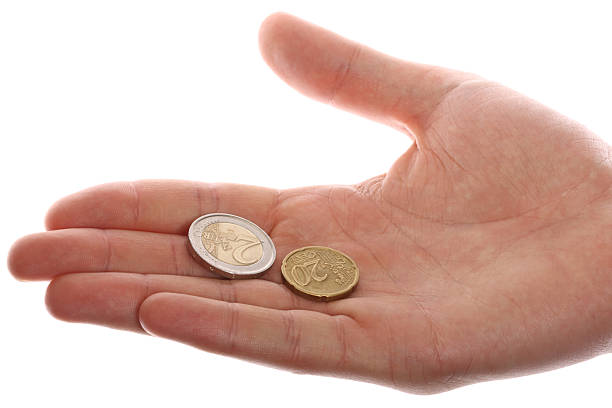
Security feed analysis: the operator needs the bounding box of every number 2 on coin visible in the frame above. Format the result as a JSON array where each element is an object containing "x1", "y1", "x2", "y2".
[{"x1": 290, "y1": 259, "x2": 328, "y2": 286}]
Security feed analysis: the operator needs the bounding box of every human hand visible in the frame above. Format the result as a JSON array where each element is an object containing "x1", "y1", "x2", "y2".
[{"x1": 8, "y1": 13, "x2": 612, "y2": 394}]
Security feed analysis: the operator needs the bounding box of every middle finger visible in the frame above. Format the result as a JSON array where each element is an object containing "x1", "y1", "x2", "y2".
[{"x1": 9, "y1": 228, "x2": 221, "y2": 281}]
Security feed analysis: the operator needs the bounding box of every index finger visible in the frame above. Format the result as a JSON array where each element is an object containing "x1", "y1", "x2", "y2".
[{"x1": 45, "y1": 180, "x2": 280, "y2": 234}]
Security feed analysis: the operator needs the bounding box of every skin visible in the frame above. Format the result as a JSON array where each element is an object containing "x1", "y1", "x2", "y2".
[{"x1": 7, "y1": 13, "x2": 612, "y2": 394}]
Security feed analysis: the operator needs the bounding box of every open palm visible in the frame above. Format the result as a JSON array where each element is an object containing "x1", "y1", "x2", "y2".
[{"x1": 9, "y1": 13, "x2": 612, "y2": 393}]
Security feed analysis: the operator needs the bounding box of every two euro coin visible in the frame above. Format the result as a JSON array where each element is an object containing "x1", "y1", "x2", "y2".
[{"x1": 188, "y1": 213, "x2": 275, "y2": 279}]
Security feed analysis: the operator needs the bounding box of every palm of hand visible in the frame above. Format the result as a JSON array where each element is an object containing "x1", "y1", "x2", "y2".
[{"x1": 9, "y1": 13, "x2": 612, "y2": 393}]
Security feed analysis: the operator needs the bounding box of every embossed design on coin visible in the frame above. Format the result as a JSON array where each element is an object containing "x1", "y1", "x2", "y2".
[
  {"x1": 188, "y1": 213, "x2": 275, "y2": 279},
  {"x1": 201, "y1": 222, "x2": 263, "y2": 266},
  {"x1": 281, "y1": 246, "x2": 359, "y2": 301}
]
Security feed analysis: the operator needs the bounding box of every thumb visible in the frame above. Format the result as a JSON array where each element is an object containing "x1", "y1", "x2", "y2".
[{"x1": 258, "y1": 12, "x2": 478, "y2": 139}]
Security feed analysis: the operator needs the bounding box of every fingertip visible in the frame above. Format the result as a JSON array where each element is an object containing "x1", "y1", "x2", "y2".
[
  {"x1": 258, "y1": 12, "x2": 294, "y2": 76},
  {"x1": 137, "y1": 292, "x2": 167, "y2": 336},
  {"x1": 258, "y1": 12, "x2": 294, "y2": 58},
  {"x1": 44, "y1": 187, "x2": 90, "y2": 231},
  {"x1": 44, "y1": 188, "x2": 90, "y2": 231},
  {"x1": 138, "y1": 293, "x2": 219, "y2": 340},
  {"x1": 44, "y1": 199, "x2": 65, "y2": 231},
  {"x1": 259, "y1": 12, "x2": 293, "y2": 36},
  {"x1": 258, "y1": 12, "x2": 331, "y2": 100},
  {"x1": 44, "y1": 182, "x2": 138, "y2": 230},
  {"x1": 7, "y1": 230, "x2": 105, "y2": 281},
  {"x1": 45, "y1": 275, "x2": 78, "y2": 322},
  {"x1": 138, "y1": 292, "x2": 196, "y2": 337},
  {"x1": 45, "y1": 273, "x2": 148, "y2": 332},
  {"x1": 7, "y1": 234, "x2": 42, "y2": 281},
  {"x1": 43, "y1": 187, "x2": 93, "y2": 231},
  {"x1": 7, "y1": 237, "x2": 25, "y2": 281}
]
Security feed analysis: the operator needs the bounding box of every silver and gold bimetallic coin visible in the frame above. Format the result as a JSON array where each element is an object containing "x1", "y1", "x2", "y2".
[
  {"x1": 281, "y1": 246, "x2": 359, "y2": 301},
  {"x1": 188, "y1": 213, "x2": 276, "y2": 279}
]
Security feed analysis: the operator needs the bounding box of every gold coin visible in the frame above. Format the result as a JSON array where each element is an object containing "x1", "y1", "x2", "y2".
[{"x1": 281, "y1": 246, "x2": 359, "y2": 301}]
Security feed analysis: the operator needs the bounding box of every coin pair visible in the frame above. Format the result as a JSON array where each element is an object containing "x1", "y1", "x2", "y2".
[{"x1": 188, "y1": 213, "x2": 359, "y2": 301}]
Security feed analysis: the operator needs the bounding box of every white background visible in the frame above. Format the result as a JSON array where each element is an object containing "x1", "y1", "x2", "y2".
[{"x1": 1, "y1": 1, "x2": 611, "y2": 406}]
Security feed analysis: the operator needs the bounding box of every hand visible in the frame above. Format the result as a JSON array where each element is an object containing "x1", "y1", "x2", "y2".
[{"x1": 8, "y1": 13, "x2": 612, "y2": 394}]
